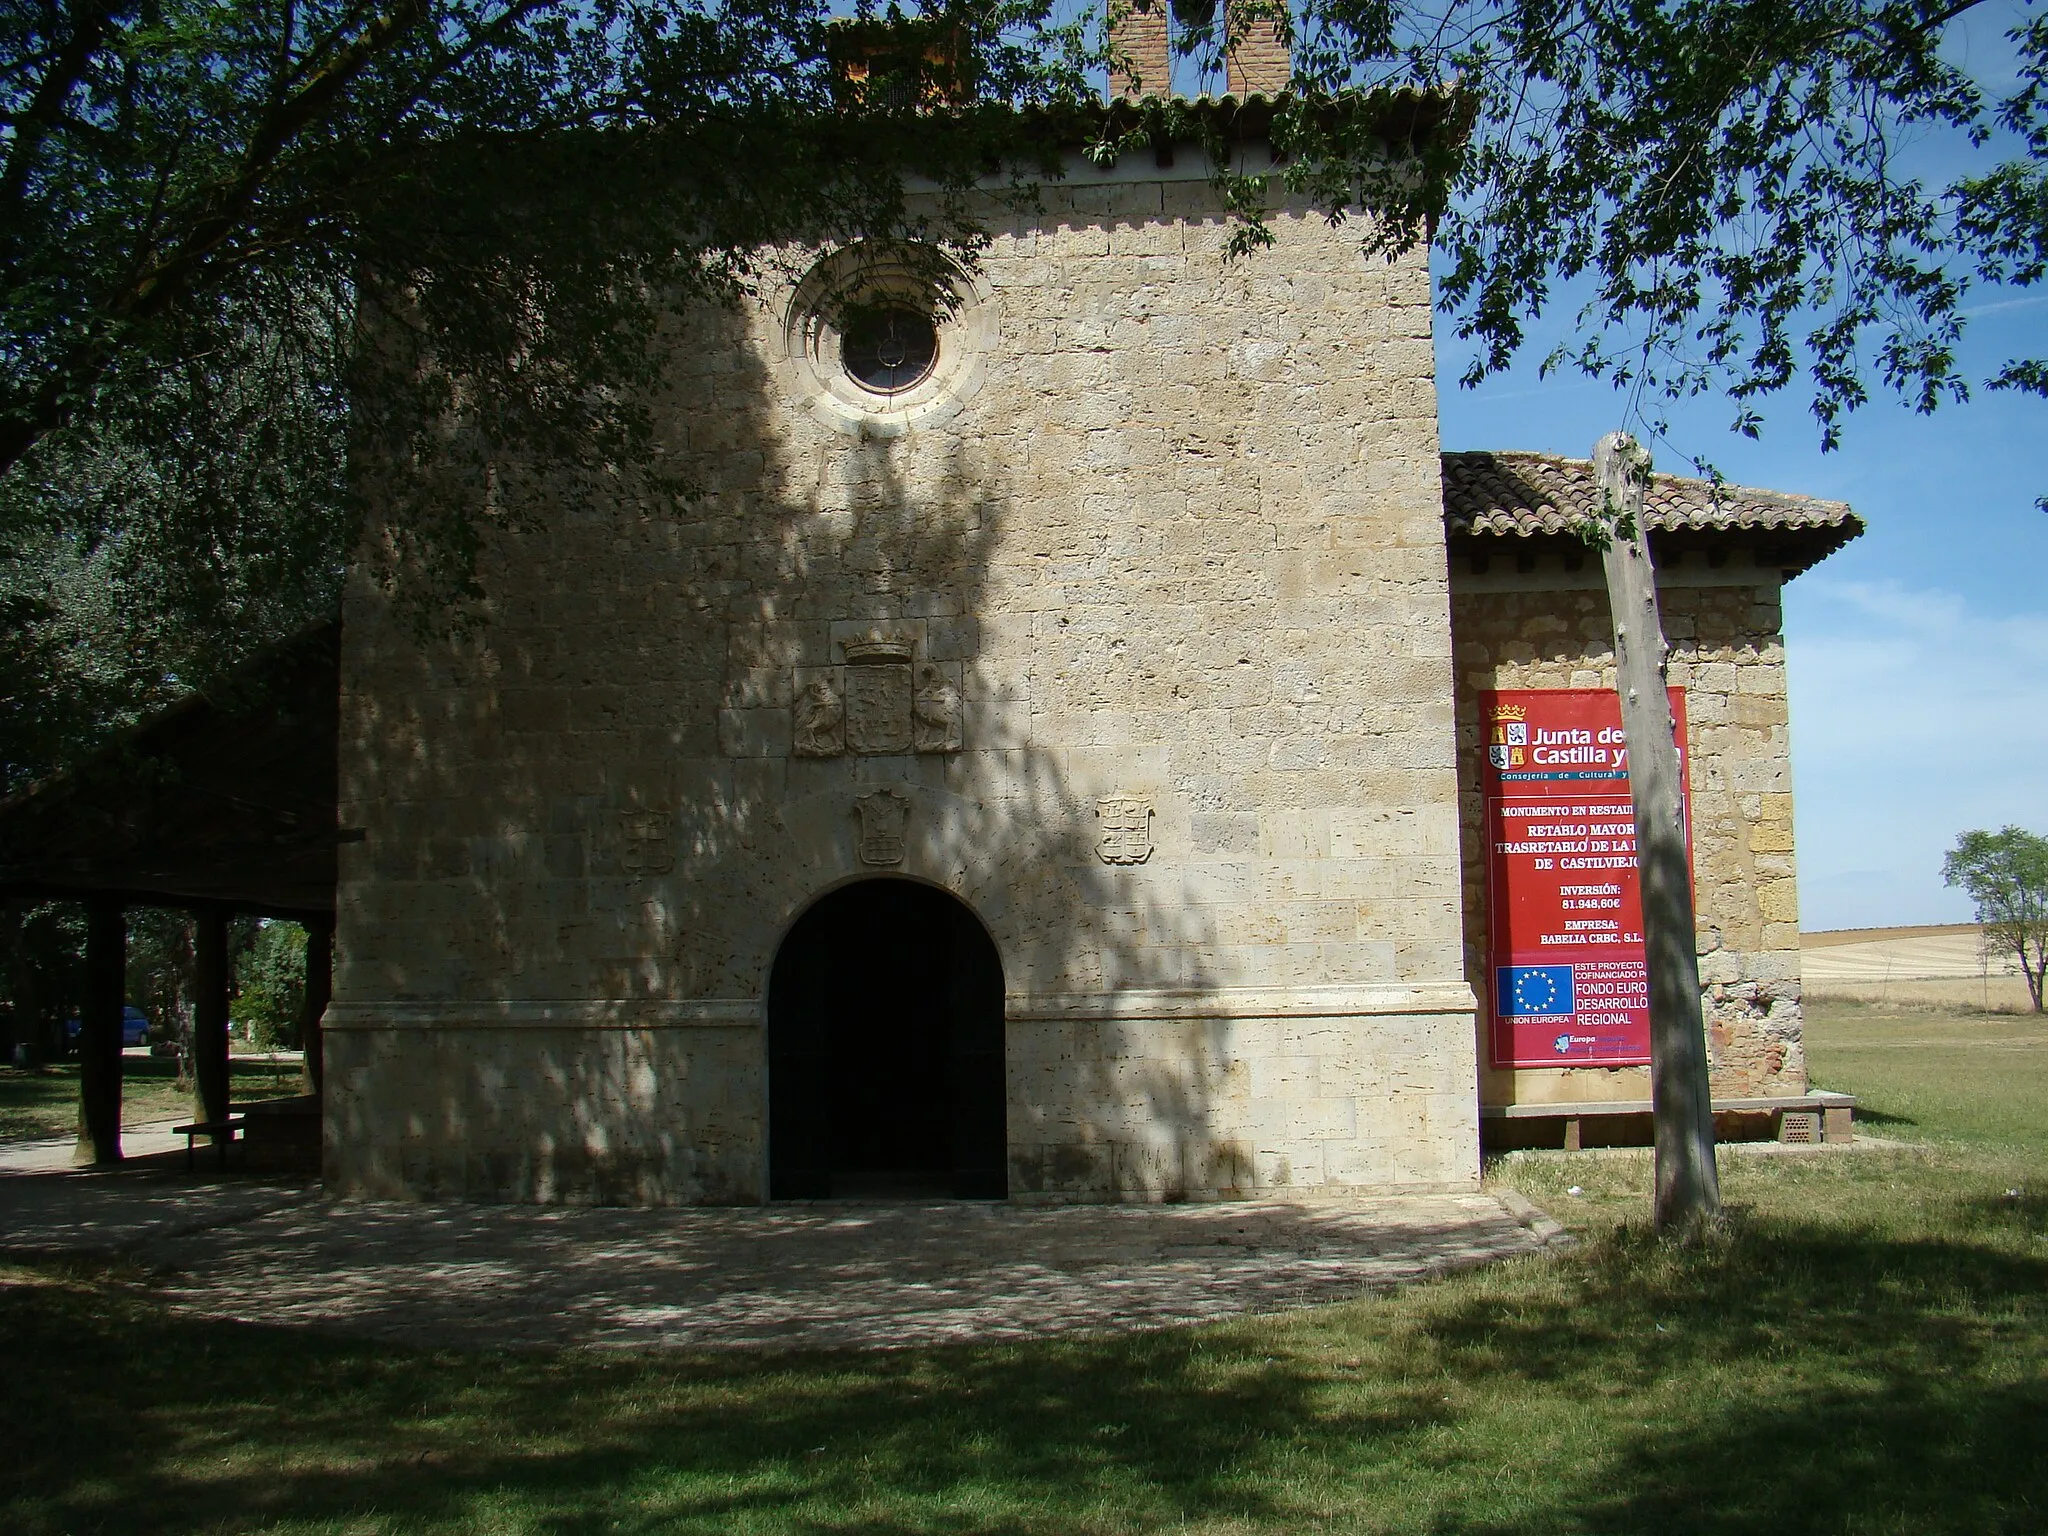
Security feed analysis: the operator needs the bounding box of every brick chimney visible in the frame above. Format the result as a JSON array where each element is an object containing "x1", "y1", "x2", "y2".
[
  {"x1": 1109, "y1": 0, "x2": 1172, "y2": 101},
  {"x1": 1224, "y1": 0, "x2": 1290, "y2": 96},
  {"x1": 829, "y1": 18, "x2": 973, "y2": 109}
]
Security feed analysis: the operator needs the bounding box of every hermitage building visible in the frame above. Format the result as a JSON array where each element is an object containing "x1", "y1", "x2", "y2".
[{"x1": 317, "y1": 21, "x2": 1862, "y2": 1203}]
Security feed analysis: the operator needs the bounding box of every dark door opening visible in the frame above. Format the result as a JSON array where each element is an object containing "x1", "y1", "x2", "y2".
[{"x1": 769, "y1": 879, "x2": 1006, "y2": 1200}]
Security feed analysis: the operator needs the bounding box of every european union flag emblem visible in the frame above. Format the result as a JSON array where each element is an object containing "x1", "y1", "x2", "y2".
[{"x1": 1499, "y1": 965, "x2": 1575, "y2": 1017}]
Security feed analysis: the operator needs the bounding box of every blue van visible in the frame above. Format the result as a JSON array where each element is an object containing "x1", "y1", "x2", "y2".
[{"x1": 62, "y1": 1006, "x2": 150, "y2": 1048}]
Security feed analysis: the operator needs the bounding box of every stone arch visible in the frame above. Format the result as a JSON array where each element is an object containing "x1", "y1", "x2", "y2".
[
  {"x1": 743, "y1": 782, "x2": 1031, "y2": 992},
  {"x1": 767, "y1": 877, "x2": 1007, "y2": 1199}
]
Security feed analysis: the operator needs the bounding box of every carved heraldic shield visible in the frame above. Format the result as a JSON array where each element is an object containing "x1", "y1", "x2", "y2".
[
  {"x1": 845, "y1": 664, "x2": 913, "y2": 754},
  {"x1": 618, "y1": 810, "x2": 675, "y2": 876},
  {"x1": 854, "y1": 788, "x2": 912, "y2": 866},
  {"x1": 1095, "y1": 796, "x2": 1154, "y2": 866}
]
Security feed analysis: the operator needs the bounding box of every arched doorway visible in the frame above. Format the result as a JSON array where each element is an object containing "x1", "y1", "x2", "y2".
[{"x1": 768, "y1": 880, "x2": 1007, "y2": 1199}]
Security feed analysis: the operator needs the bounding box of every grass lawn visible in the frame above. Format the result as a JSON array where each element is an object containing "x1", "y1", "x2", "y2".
[
  {"x1": 2, "y1": 999, "x2": 2044, "y2": 1534},
  {"x1": 1804, "y1": 997, "x2": 2048, "y2": 1157},
  {"x1": 0, "y1": 1054, "x2": 308, "y2": 1142}
]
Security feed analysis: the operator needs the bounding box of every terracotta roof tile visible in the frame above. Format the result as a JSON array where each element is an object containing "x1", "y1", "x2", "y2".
[{"x1": 1442, "y1": 450, "x2": 1863, "y2": 542}]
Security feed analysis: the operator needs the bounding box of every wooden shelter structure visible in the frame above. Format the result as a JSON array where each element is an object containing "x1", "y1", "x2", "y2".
[{"x1": 0, "y1": 622, "x2": 343, "y2": 1164}]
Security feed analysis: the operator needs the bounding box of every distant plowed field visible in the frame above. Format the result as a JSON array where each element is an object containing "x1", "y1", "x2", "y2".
[{"x1": 1801, "y1": 923, "x2": 2032, "y2": 1010}]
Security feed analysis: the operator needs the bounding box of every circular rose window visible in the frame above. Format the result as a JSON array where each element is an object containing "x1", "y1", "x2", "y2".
[
  {"x1": 841, "y1": 306, "x2": 940, "y2": 395},
  {"x1": 777, "y1": 243, "x2": 995, "y2": 437}
]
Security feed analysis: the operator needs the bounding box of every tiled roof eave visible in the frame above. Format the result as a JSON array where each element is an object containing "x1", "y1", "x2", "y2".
[{"x1": 1440, "y1": 450, "x2": 1864, "y2": 577}]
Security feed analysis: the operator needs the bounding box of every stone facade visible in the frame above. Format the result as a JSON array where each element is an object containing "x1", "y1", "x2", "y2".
[
  {"x1": 1450, "y1": 559, "x2": 1807, "y2": 1109},
  {"x1": 326, "y1": 164, "x2": 1483, "y2": 1204}
]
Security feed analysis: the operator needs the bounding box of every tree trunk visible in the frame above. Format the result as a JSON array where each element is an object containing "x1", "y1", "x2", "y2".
[
  {"x1": 75, "y1": 897, "x2": 125, "y2": 1165},
  {"x1": 193, "y1": 906, "x2": 232, "y2": 1132},
  {"x1": 301, "y1": 915, "x2": 333, "y2": 1096},
  {"x1": 1593, "y1": 433, "x2": 1722, "y2": 1237}
]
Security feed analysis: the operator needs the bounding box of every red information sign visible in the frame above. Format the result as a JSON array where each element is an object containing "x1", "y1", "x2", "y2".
[{"x1": 1481, "y1": 688, "x2": 1689, "y2": 1068}]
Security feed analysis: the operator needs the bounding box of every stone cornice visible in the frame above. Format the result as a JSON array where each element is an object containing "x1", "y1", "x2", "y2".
[{"x1": 324, "y1": 982, "x2": 1477, "y2": 1031}]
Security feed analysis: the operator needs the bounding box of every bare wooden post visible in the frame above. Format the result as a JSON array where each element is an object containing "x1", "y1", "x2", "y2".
[
  {"x1": 193, "y1": 906, "x2": 232, "y2": 1133},
  {"x1": 301, "y1": 915, "x2": 333, "y2": 1096},
  {"x1": 75, "y1": 897, "x2": 125, "y2": 1165},
  {"x1": 1593, "y1": 433, "x2": 1721, "y2": 1236}
]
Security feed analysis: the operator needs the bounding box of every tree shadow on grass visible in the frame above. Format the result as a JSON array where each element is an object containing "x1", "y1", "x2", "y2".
[
  {"x1": 0, "y1": 1271, "x2": 1434, "y2": 1535},
  {"x1": 1437, "y1": 1374, "x2": 2048, "y2": 1536},
  {"x1": 7, "y1": 1218, "x2": 2048, "y2": 1534},
  {"x1": 1963, "y1": 1186, "x2": 2048, "y2": 1239},
  {"x1": 1413, "y1": 1218, "x2": 2048, "y2": 1535}
]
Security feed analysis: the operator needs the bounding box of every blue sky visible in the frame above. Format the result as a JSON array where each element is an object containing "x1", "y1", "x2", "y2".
[{"x1": 1433, "y1": 283, "x2": 2048, "y2": 934}]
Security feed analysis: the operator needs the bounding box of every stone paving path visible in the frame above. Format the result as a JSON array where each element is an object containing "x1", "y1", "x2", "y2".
[
  {"x1": 1, "y1": 1165, "x2": 1569, "y2": 1353},
  {"x1": 0, "y1": 1169, "x2": 315, "y2": 1253},
  {"x1": 0, "y1": 1118, "x2": 196, "y2": 1174}
]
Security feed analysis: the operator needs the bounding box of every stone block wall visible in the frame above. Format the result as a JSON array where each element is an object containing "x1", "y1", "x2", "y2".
[
  {"x1": 1449, "y1": 564, "x2": 1807, "y2": 1107},
  {"x1": 325, "y1": 1013, "x2": 761, "y2": 1202},
  {"x1": 1006, "y1": 998, "x2": 1482, "y2": 1198},
  {"x1": 328, "y1": 167, "x2": 1481, "y2": 1203}
]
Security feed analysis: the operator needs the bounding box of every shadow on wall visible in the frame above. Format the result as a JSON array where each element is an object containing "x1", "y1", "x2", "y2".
[{"x1": 331, "y1": 274, "x2": 1233, "y2": 1203}]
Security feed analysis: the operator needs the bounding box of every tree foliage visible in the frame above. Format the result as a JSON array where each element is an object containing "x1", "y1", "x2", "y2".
[
  {"x1": 126, "y1": 906, "x2": 197, "y2": 1052},
  {"x1": 1269, "y1": 0, "x2": 2048, "y2": 465},
  {"x1": 0, "y1": 903, "x2": 300, "y2": 1061},
  {"x1": 0, "y1": 0, "x2": 1095, "y2": 786},
  {"x1": 234, "y1": 919, "x2": 307, "y2": 1049},
  {"x1": 1944, "y1": 825, "x2": 2048, "y2": 1011},
  {"x1": 0, "y1": 901, "x2": 212, "y2": 1060},
  {"x1": 3, "y1": 0, "x2": 2044, "y2": 790},
  {"x1": 0, "y1": 0, "x2": 1081, "y2": 477},
  {"x1": 0, "y1": 900, "x2": 85, "y2": 1058},
  {"x1": 0, "y1": 313, "x2": 354, "y2": 790}
]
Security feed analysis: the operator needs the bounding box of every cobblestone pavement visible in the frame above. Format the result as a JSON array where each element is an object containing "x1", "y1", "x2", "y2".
[{"x1": 3, "y1": 1168, "x2": 1568, "y2": 1353}]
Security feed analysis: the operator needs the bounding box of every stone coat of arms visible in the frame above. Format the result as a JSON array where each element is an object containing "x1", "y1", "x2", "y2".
[
  {"x1": 854, "y1": 788, "x2": 912, "y2": 865},
  {"x1": 845, "y1": 663, "x2": 914, "y2": 754},
  {"x1": 735, "y1": 629, "x2": 962, "y2": 761},
  {"x1": 618, "y1": 810, "x2": 675, "y2": 875},
  {"x1": 1095, "y1": 796, "x2": 1154, "y2": 866}
]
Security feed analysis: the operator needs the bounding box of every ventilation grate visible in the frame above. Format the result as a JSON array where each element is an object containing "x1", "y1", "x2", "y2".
[{"x1": 1779, "y1": 1111, "x2": 1821, "y2": 1145}]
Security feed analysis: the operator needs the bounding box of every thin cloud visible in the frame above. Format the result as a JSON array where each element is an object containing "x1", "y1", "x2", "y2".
[
  {"x1": 1786, "y1": 576, "x2": 2048, "y2": 928},
  {"x1": 1957, "y1": 292, "x2": 2048, "y2": 319}
]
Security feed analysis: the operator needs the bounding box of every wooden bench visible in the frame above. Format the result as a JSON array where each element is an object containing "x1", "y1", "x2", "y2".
[
  {"x1": 1480, "y1": 1091, "x2": 1856, "y2": 1150},
  {"x1": 171, "y1": 1116, "x2": 247, "y2": 1171}
]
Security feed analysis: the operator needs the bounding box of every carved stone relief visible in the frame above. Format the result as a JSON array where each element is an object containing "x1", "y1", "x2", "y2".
[
  {"x1": 618, "y1": 810, "x2": 675, "y2": 876},
  {"x1": 746, "y1": 629, "x2": 962, "y2": 759},
  {"x1": 855, "y1": 788, "x2": 911, "y2": 865},
  {"x1": 845, "y1": 660, "x2": 914, "y2": 754},
  {"x1": 913, "y1": 662, "x2": 964, "y2": 753},
  {"x1": 1095, "y1": 796, "x2": 1154, "y2": 866},
  {"x1": 792, "y1": 671, "x2": 845, "y2": 757}
]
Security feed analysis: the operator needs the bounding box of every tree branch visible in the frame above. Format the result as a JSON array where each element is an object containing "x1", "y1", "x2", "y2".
[
  {"x1": 0, "y1": 0, "x2": 125, "y2": 229},
  {"x1": 116, "y1": 0, "x2": 432, "y2": 323}
]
